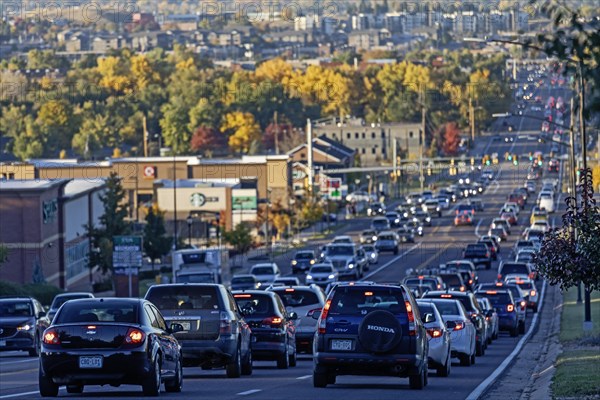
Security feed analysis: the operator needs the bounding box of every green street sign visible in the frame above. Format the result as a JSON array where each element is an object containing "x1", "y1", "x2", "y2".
[{"x1": 113, "y1": 236, "x2": 143, "y2": 268}]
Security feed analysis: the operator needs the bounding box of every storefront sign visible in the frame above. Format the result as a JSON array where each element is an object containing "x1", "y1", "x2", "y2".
[{"x1": 232, "y1": 195, "x2": 257, "y2": 210}]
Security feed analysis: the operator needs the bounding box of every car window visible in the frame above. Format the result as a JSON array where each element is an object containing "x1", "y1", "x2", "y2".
[
  {"x1": 51, "y1": 294, "x2": 91, "y2": 309},
  {"x1": 295, "y1": 252, "x2": 313, "y2": 259},
  {"x1": 55, "y1": 301, "x2": 138, "y2": 324},
  {"x1": 311, "y1": 266, "x2": 333, "y2": 273},
  {"x1": 501, "y1": 263, "x2": 529, "y2": 275},
  {"x1": 417, "y1": 303, "x2": 436, "y2": 321},
  {"x1": 329, "y1": 288, "x2": 406, "y2": 315},
  {"x1": 273, "y1": 289, "x2": 321, "y2": 307},
  {"x1": 232, "y1": 276, "x2": 255, "y2": 284},
  {"x1": 234, "y1": 293, "x2": 275, "y2": 316},
  {"x1": 144, "y1": 304, "x2": 160, "y2": 329},
  {"x1": 427, "y1": 300, "x2": 459, "y2": 316},
  {"x1": 251, "y1": 266, "x2": 274, "y2": 275},
  {"x1": 326, "y1": 246, "x2": 354, "y2": 256},
  {"x1": 146, "y1": 285, "x2": 220, "y2": 310},
  {"x1": 0, "y1": 300, "x2": 33, "y2": 317},
  {"x1": 150, "y1": 305, "x2": 168, "y2": 330},
  {"x1": 479, "y1": 292, "x2": 512, "y2": 307}
]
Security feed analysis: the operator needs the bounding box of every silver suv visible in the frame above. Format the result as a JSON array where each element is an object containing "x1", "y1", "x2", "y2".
[{"x1": 322, "y1": 244, "x2": 364, "y2": 280}]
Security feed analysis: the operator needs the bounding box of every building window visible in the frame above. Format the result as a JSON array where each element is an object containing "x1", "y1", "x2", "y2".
[
  {"x1": 355, "y1": 132, "x2": 359, "y2": 139},
  {"x1": 300, "y1": 152, "x2": 305, "y2": 159},
  {"x1": 347, "y1": 132, "x2": 351, "y2": 139},
  {"x1": 371, "y1": 132, "x2": 376, "y2": 138},
  {"x1": 362, "y1": 148, "x2": 366, "y2": 154},
  {"x1": 409, "y1": 131, "x2": 414, "y2": 138},
  {"x1": 372, "y1": 148, "x2": 376, "y2": 154},
  {"x1": 381, "y1": 131, "x2": 386, "y2": 138},
  {"x1": 362, "y1": 132, "x2": 365, "y2": 139}
]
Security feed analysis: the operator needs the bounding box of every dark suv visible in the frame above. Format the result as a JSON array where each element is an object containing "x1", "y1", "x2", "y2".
[
  {"x1": 312, "y1": 283, "x2": 429, "y2": 389},
  {"x1": 145, "y1": 284, "x2": 252, "y2": 377},
  {"x1": 0, "y1": 297, "x2": 50, "y2": 356},
  {"x1": 463, "y1": 243, "x2": 493, "y2": 269}
]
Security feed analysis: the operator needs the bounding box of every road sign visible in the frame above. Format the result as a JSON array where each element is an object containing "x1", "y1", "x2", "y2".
[
  {"x1": 113, "y1": 236, "x2": 143, "y2": 268},
  {"x1": 143, "y1": 165, "x2": 156, "y2": 179},
  {"x1": 330, "y1": 189, "x2": 341, "y2": 200}
]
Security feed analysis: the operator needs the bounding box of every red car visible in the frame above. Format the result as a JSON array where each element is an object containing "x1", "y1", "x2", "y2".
[
  {"x1": 500, "y1": 212, "x2": 518, "y2": 226},
  {"x1": 507, "y1": 193, "x2": 525, "y2": 207},
  {"x1": 454, "y1": 211, "x2": 473, "y2": 226}
]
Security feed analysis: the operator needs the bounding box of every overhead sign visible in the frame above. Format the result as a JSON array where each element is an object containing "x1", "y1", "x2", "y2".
[
  {"x1": 143, "y1": 165, "x2": 156, "y2": 179},
  {"x1": 113, "y1": 236, "x2": 143, "y2": 268}
]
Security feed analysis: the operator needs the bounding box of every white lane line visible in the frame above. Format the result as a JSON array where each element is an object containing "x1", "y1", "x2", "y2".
[
  {"x1": 0, "y1": 359, "x2": 39, "y2": 365},
  {"x1": 465, "y1": 280, "x2": 548, "y2": 400},
  {"x1": 361, "y1": 243, "x2": 421, "y2": 281},
  {"x1": 296, "y1": 374, "x2": 312, "y2": 380},
  {"x1": 237, "y1": 389, "x2": 263, "y2": 396},
  {"x1": 0, "y1": 388, "x2": 65, "y2": 399},
  {"x1": 475, "y1": 219, "x2": 483, "y2": 238},
  {"x1": 492, "y1": 181, "x2": 500, "y2": 194}
]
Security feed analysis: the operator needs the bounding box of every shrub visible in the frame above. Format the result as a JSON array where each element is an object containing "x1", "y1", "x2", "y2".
[{"x1": 0, "y1": 280, "x2": 63, "y2": 307}]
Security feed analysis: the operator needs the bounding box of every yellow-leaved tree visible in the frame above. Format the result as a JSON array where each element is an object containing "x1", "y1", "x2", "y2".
[
  {"x1": 130, "y1": 54, "x2": 160, "y2": 90},
  {"x1": 255, "y1": 58, "x2": 293, "y2": 83},
  {"x1": 96, "y1": 56, "x2": 132, "y2": 93},
  {"x1": 220, "y1": 112, "x2": 262, "y2": 154}
]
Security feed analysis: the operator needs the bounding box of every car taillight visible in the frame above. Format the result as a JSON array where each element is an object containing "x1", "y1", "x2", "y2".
[
  {"x1": 405, "y1": 301, "x2": 417, "y2": 336},
  {"x1": 454, "y1": 322, "x2": 465, "y2": 331},
  {"x1": 529, "y1": 272, "x2": 535, "y2": 279},
  {"x1": 486, "y1": 252, "x2": 490, "y2": 258},
  {"x1": 220, "y1": 311, "x2": 232, "y2": 335},
  {"x1": 125, "y1": 328, "x2": 146, "y2": 345},
  {"x1": 469, "y1": 279, "x2": 473, "y2": 285},
  {"x1": 318, "y1": 299, "x2": 331, "y2": 334},
  {"x1": 520, "y1": 301, "x2": 526, "y2": 310},
  {"x1": 530, "y1": 290, "x2": 536, "y2": 297},
  {"x1": 427, "y1": 328, "x2": 442, "y2": 338},
  {"x1": 507, "y1": 304, "x2": 515, "y2": 312},
  {"x1": 43, "y1": 329, "x2": 60, "y2": 345},
  {"x1": 498, "y1": 274, "x2": 502, "y2": 280},
  {"x1": 459, "y1": 286, "x2": 466, "y2": 292},
  {"x1": 262, "y1": 316, "x2": 283, "y2": 328}
]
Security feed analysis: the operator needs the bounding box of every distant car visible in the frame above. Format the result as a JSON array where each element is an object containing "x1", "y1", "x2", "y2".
[
  {"x1": 371, "y1": 217, "x2": 391, "y2": 233},
  {"x1": 359, "y1": 229, "x2": 378, "y2": 244},
  {"x1": 414, "y1": 210, "x2": 433, "y2": 226},
  {"x1": 367, "y1": 202, "x2": 386, "y2": 216},
  {"x1": 273, "y1": 277, "x2": 302, "y2": 287},
  {"x1": 47, "y1": 292, "x2": 95, "y2": 322},
  {"x1": 468, "y1": 199, "x2": 484, "y2": 212},
  {"x1": 40, "y1": 297, "x2": 184, "y2": 397},
  {"x1": 374, "y1": 231, "x2": 399, "y2": 255},
  {"x1": 249, "y1": 263, "x2": 281, "y2": 284},
  {"x1": 291, "y1": 250, "x2": 317, "y2": 274},
  {"x1": 385, "y1": 211, "x2": 402, "y2": 227},
  {"x1": 416, "y1": 301, "x2": 452, "y2": 377},
  {"x1": 396, "y1": 226, "x2": 415, "y2": 243},
  {"x1": 345, "y1": 191, "x2": 372, "y2": 203},
  {"x1": 0, "y1": 297, "x2": 50, "y2": 357},
  {"x1": 454, "y1": 211, "x2": 473, "y2": 226},
  {"x1": 331, "y1": 235, "x2": 353, "y2": 244},
  {"x1": 305, "y1": 264, "x2": 339, "y2": 287},
  {"x1": 230, "y1": 274, "x2": 262, "y2": 291},
  {"x1": 361, "y1": 244, "x2": 379, "y2": 264},
  {"x1": 422, "y1": 199, "x2": 442, "y2": 217}
]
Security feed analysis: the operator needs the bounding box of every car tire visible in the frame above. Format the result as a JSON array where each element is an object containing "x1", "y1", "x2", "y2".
[
  {"x1": 289, "y1": 346, "x2": 297, "y2": 367},
  {"x1": 66, "y1": 385, "x2": 84, "y2": 394},
  {"x1": 29, "y1": 333, "x2": 40, "y2": 357},
  {"x1": 394, "y1": 248, "x2": 399, "y2": 255},
  {"x1": 510, "y1": 326, "x2": 518, "y2": 337},
  {"x1": 165, "y1": 358, "x2": 183, "y2": 392},
  {"x1": 476, "y1": 341, "x2": 485, "y2": 356},
  {"x1": 437, "y1": 353, "x2": 451, "y2": 377},
  {"x1": 533, "y1": 305, "x2": 538, "y2": 313},
  {"x1": 470, "y1": 353, "x2": 476, "y2": 365},
  {"x1": 277, "y1": 344, "x2": 289, "y2": 369},
  {"x1": 357, "y1": 311, "x2": 402, "y2": 353},
  {"x1": 241, "y1": 349, "x2": 253, "y2": 376},
  {"x1": 313, "y1": 366, "x2": 328, "y2": 388},
  {"x1": 493, "y1": 330, "x2": 499, "y2": 340},
  {"x1": 142, "y1": 355, "x2": 161, "y2": 397},
  {"x1": 409, "y1": 366, "x2": 426, "y2": 390},
  {"x1": 459, "y1": 353, "x2": 472, "y2": 366},
  {"x1": 327, "y1": 373, "x2": 336, "y2": 384},
  {"x1": 519, "y1": 321, "x2": 526, "y2": 335},
  {"x1": 226, "y1": 346, "x2": 242, "y2": 378},
  {"x1": 39, "y1": 367, "x2": 59, "y2": 397}
]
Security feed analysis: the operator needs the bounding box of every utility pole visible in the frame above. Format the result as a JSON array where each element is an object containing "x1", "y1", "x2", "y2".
[
  {"x1": 274, "y1": 111, "x2": 280, "y2": 155},
  {"x1": 569, "y1": 96, "x2": 582, "y2": 305},
  {"x1": 143, "y1": 115, "x2": 148, "y2": 158},
  {"x1": 306, "y1": 119, "x2": 314, "y2": 200},
  {"x1": 420, "y1": 105, "x2": 426, "y2": 192},
  {"x1": 393, "y1": 138, "x2": 398, "y2": 198},
  {"x1": 469, "y1": 97, "x2": 475, "y2": 144}
]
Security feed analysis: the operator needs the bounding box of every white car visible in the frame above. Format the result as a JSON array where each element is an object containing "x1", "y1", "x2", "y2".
[
  {"x1": 502, "y1": 202, "x2": 520, "y2": 215},
  {"x1": 538, "y1": 195, "x2": 555, "y2": 213},
  {"x1": 331, "y1": 235, "x2": 353, "y2": 244},
  {"x1": 345, "y1": 191, "x2": 375, "y2": 203},
  {"x1": 361, "y1": 244, "x2": 379, "y2": 265},
  {"x1": 249, "y1": 263, "x2": 281, "y2": 284},
  {"x1": 305, "y1": 264, "x2": 338, "y2": 287}
]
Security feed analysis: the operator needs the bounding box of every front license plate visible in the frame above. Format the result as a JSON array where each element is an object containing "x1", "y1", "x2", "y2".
[
  {"x1": 330, "y1": 340, "x2": 352, "y2": 351},
  {"x1": 0, "y1": 340, "x2": 5, "y2": 347},
  {"x1": 79, "y1": 356, "x2": 103, "y2": 369}
]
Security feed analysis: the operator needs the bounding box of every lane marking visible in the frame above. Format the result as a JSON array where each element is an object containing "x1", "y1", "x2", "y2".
[
  {"x1": 296, "y1": 375, "x2": 312, "y2": 380},
  {"x1": 0, "y1": 388, "x2": 65, "y2": 399},
  {"x1": 475, "y1": 219, "x2": 484, "y2": 238},
  {"x1": 413, "y1": 242, "x2": 452, "y2": 271},
  {"x1": 0, "y1": 359, "x2": 38, "y2": 365},
  {"x1": 361, "y1": 243, "x2": 420, "y2": 281},
  {"x1": 237, "y1": 389, "x2": 263, "y2": 396}
]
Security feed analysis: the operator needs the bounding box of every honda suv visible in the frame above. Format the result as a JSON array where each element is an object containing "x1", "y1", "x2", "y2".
[
  {"x1": 312, "y1": 283, "x2": 429, "y2": 389},
  {"x1": 145, "y1": 284, "x2": 252, "y2": 377}
]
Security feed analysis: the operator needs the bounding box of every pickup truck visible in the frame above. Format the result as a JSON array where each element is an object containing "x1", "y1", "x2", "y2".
[{"x1": 462, "y1": 243, "x2": 493, "y2": 270}]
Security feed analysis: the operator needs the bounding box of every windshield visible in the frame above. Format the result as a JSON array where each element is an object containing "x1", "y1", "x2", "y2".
[
  {"x1": 55, "y1": 301, "x2": 138, "y2": 324},
  {"x1": 295, "y1": 252, "x2": 313, "y2": 259},
  {"x1": 311, "y1": 266, "x2": 333, "y2": 273},
  {"x1": 273, "y1": 289, "x2": 321, "y2": 307},
  {"x1": 146, "y1": 286, "x2": 220, "y2": 310},
  {"x1": 251, "y1": 267, "x2": 274, "y2": 275},
  {"x1": 502, "y1": 263, "x2": 529, "y2": 275},
  {"x1": 0, "y1": 301, "x2": 33, "y2": 317},
  {"x1": 372, "y1": 220, "x2": 388, "y2": 226},
  {"x1": 480, "y1": 293, "x2": 512, "y2": 307},
  {"x1": 234, "y1": 294, "x2": 274, "y2": 316},
  {"x1": 232, "y1": 276, "x2": 255, "y2": 284},
  {"x1": 177, "y1": 274, "x2": 215, "y2": 283},
  {"x1": 362, "y1": 246, "x2": 375, "y2": 252},
  {"x1": 326, "y1": 246, "x2": 354, "y2": 256},
  {"x1": 425, "y1": 300, "x2": 459, "y2": 316}
]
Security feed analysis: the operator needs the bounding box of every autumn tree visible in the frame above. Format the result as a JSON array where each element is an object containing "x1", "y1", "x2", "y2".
[
  {"x1": 36, "y1": 99, "x2": 75, "y2": 156},
  {"x1": 190, "y1": 126, "x2": 227, "y2": 156},
  {"x1": 442, "y1": 122, "x2": 461, "y2": 156},
  {"x1": 220, "y1": 111, "x2": 262, "y2": 154}
]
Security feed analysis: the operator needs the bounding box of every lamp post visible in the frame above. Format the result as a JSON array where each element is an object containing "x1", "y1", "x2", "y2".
[
  {"x1": 186, "y1": 214, "x2": 193, "y2": 247},
  {"x1": 266, "y1": 188, "x2": 272, "y2": 261}
]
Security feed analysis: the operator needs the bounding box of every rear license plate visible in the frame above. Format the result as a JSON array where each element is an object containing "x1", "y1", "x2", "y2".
[
  {"x1": 173, "y1": 321, "x2": 191, "y2": 331},
  {"x1": 330, "y1": 340, "x2": 352, "y2": 351},
  {"x1": 0, "y1": 340, "x2": 5, "y2": 347},
  {"x1": 79, "y1": 356, "x2": 103, "y2": 369}
]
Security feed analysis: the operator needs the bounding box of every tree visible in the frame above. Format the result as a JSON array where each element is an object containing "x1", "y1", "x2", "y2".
[
  {"x1": 0, "y1": 243, "x2": 8, "y2": 265},
  {"x1": 72, "y1": 113, "x2": 109, "y2": 158},
  {"x1": 222, "y1": 223, "x2": 253, "y2": 257},
  {"x1": 534, "y1": 169, "x2": 600, "y2": 291},
  {"x1": 190, "y1": 126, "x2": 227, "y2": 155},
  {"x1": 159, "y1": 101, "x2": 190, "y2": 154},
  {"x1": 272, "y1": 213, "x2": 290, "y2": 240},
  {"x1": 36, "y1": 99, "x2": 75, "y2": 156},
  {"x1": 220, "y1": 111, "x2": 262, "y2": 154},
  {"x1": 86, "y1": 172, "x2": 132, "y2": 274},
  {"x1": 143, "y1": 205, "x2": 172, "y2": 271},
  {"x1": 442, "y1": 122, "x2": 461, "y2": 155}
]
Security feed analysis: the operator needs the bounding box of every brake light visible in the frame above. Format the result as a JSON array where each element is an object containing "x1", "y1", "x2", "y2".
[
  {"x1": 418, "y1": 275, "x2": 424, "y2": 279},
  {"x1": 441, "y1": 294, "x2": 452, "y2": 298},
  {"x1": 507, "y1": 304, "x2": 514, "y2": 312},
  {"x1": 486, "y1": 291, "x2": 497, "y2": 295},
  {"x1": 234, "y1": 294, "x2": 251, "y2": 298},
  {"x1": 454, "y1": 322, "x2": 465, "y2": 331},
  {"x1": 485, "y1": 316, "x2": 490, "y2": 321},
  {"x1": 469, "y1": 279, "x2": 473, "y2": 285},
  {"x1": 437, "y1": 284, "x2": 442, "y2": 289},
  {"x1": 486, "y1": 252, "x2": 490, "y2": 258},
  {"x1": 427, "y1": 328, "x2": 442, "y2": 338},
  {"x1": 495, "y1": 282, "x2": 503, "y2": 286},
  {"x1": 262, "y1": 316, "x2": 283, "y2": 327},
  {"x1": 43, "y1": 329, "x2": 60, "y2": 345},
  {"x1": 365, "y1": 291, "x2": 373, "y2": 296},
  {"x1": 405, "y1": 300, "x2": 416, "y2": 336},
  {"x1": 285, "y1": 288, "x2": 295, "y2": 292},
  {"x1": 219, "y1": 311, "x2": 232, "y2": 335},
  {"x1": 498, "y1": 274, "x2": 502, "y2": 280},
  {"x1": 125, "y1": 328, "x2": 146, "y2": 345},
  {"x1": 530, "y1": 290, "x2": 536, "y2": 297},
  {"x1": 529, "y1": 272, "x2": 535, "y2": 279},
  {"x1": 318, "y1": 299, "x2": 331, "y2": 334},
  {"x1": 520, "y1": 301, "x2": 526, "y2": 309}
]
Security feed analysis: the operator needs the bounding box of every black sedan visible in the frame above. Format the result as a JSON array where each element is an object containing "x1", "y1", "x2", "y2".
[{"x1": 39, "y1": 298, "x2": 183, "y2": 397}]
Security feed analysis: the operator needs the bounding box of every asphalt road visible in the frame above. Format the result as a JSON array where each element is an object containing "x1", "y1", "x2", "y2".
[{"x1": 0, "y1": 75, "x2": 571, "y2": 400}]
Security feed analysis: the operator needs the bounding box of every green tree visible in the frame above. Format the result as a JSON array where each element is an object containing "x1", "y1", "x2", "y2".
[
  {"x1": 12, "y1": 116, "x2": 43, "y2": 160},
  {"x1": 36, "y1": 99, "x2": 75, "y2": 156},
  {"x1": 86, "y1": 172, "x2": 131, "y2": 274},
  {"x1": 160, "y1": 101, "x2": 190, "y2": 154},
  {"x1": 143, "y1": 205, "x2": 172, "y2": 271},
  {"x1": 222, "y1": 223, "x2": 253, "y2": 257},
  {"x1": 0, "y1": 243, "x2": 8, "y2": 265}
]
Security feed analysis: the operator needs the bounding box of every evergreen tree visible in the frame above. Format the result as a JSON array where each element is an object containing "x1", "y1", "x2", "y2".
[{"x1": 143, "y1": 205, "x2": 172, "y2": 271}]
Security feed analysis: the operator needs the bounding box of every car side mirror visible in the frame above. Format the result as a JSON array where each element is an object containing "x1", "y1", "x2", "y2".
[
  {"x1": 169, "y1": 323, "x2": 184, "y2": 334},
  {"x1": 423, "y1": 313, "x2": 434, "y2": 324},
  {"x1": 445, "y1": 321, "x2": 457, "y2": 330},
  {"x1": 38, "y1": 311, "x2": 46, "y2": 318},
  {"x1": 289, "y1": 312, "x2": 298, "y2": 320}
]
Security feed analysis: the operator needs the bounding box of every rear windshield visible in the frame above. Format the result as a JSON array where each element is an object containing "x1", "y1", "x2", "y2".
[
  {"x1": 501, "y1": 263, "x2": 529, "y2": 275},
  {"x1": 425, "y1": 300, "x2": 459, "y2": 316},
  {"x1": 146, "y1": 286, "x2": 220, "y2": 310},
  {"x1": 378, "y1": 235, "x2": 395, "y2": 240},
  {"x1": 326, "y1": 246, "x2": 354, "y2": 256},
  {"x1": 440, "y1": 275, "x2": 462, "y2": 286},
  {"x1": 373, "y1": 220, "x2": 388, "y2": 226},
  {"x1": 329, "y1": 287, "x2": 407, "y2": 316},
  {"x1": 417, "y1": 303, "x2": 436, "y2": 321},
  {"x1": 272, "y1": 289, "x2": 321, "y2": 307},
  {"x1": 234, "y1": 294, "x2": 274, "y2": 316},
  {"x1": 251, "y1": 267, "x2": 274, "y2": 275},
  {"x1": 478, "y1": 293, "x2": 512, "y2": 307},
  {"x1": 362, "y1": 246, "x2": 375, "y2": 252},
  {"x1": 51, "y1": 295, "x2": 91, "y2": 309},
  {"x1": 512, "y1": 282, "x2": 533, "y2": 290},
  {"x1": 0, "y1": 301, "x2": 33, "y2": 317},
  {"x1": 177, "y1": 274, "x2": 215, "y2": 283},
  {"x1": 55, "y1": 301, "x2": 139, "y2": 324},
  {"x1": 232, "y1": 276, "x2": 255, "y2": 284},
  {"x1": 423, "y1": 294, "x2": 475, "y2": 312}
]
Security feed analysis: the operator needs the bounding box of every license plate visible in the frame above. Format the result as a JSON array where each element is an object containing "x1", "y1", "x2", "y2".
[
  {"x1": 330, "y1": 340, "x2": 352, "y2": 351},
  {"x1": 173, "y1": 321, "x2": 191, "y2": 331},
  {"x1": 0, "y1": 340, "x2": 5, "y2": 347},
  {"x1": 79, "y1": 356, "x2": 103, "y2": 369}
]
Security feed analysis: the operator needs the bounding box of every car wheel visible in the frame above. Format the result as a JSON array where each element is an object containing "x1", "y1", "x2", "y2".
[
  {"x1": 476, "y1": 341, "x2": 485, "y2": 356},
  {"x1": 460, "y1": 353, "x2": 472, "y2": 366},
  {"x1": 327, "y1": 373, "x2": 336, "y2": 384},
  {"x1": 510, "y1": 326, "x2": 519, "y2": 337},
  {"x1": 394, "y1": 248, "x2": 399, "y2": 255},
  {"x1": 29, "y1": 333, "x2": 40, "y2": 357},
  {"x1": 165, "y1": 357, "x2": 183, "y2": 392},
  {"x1": 533, "y1": 305, "x2": 538, "y2": 313},
  {"x1": 409, "y1": 366, "x2": 426, "y2": 389},
  {"x1": 142, "y1": 355, "x2": 161, "y2": 396},
  {"x1": 313, "y1": 365, "x2": 328, "y2": 388},
  {"x1": 289, "y1": 345, "x2": 297, "y2": 367},
  {"x1": 241, "y1": 349, "x2": 253, "y2": 376},
  {"x1": 66, "y1": 385, "x2": 84, "y2": 394},
  {"x1": 487, "y1": 335, "x2": 493, "y2": 345},
  {"x1": 437, "y1": 353, "x2": 451, "y2": 377},
  {"x1": 277, "y1": 343, "x2": 289, "y2": 369},
  {"x1": 39, "y1": 367, "x2": 59, "y2": 397},
  {"x1": 519, "y1": 321, "x2": 526, "y2": 334},
  {"x1": 226, "y1": 346, "x2": 242, "y2": 378},
  {"x1": 493, "y1": 329, "x2": 499, "y2": 340},
  {"x1": 470, "y1": 353, "x2": 476, "y2": 365}
]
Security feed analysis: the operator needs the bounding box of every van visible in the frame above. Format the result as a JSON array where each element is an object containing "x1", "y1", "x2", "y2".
[{"x1": 538, "y1": 195, "x2": 555, "y2": 213}]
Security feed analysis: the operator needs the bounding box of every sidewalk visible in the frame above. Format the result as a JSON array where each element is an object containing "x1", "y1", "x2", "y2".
[{"x1": 481, "y1": 284, "x2": 562, "y2": 400}]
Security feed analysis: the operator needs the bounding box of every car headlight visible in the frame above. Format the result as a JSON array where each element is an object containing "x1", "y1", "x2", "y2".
[
  {"x1": 407, "y1": 199, "x2": 411, "y2": 204},
  {"x1": 348, "y1": 263, "x2": 354, "y2": 269},
  {"x1": 328, "y1": 274, "x2": 335, "y2": 279},
  {"x1": 292, "y1": 260, "x2": 297, "y2": 265},
  {"x1": 310, "y1": 259, "x2": 315, "y2": 265},
  {"x1": 372, "y1": 236, "x2": 377, "y2": 241},
  {"x1": 17, "y1": 324, "x2": 32, "y2": 331},
  {"x1": 394, "y1": 219, "x2": 399, "y2": 223},
  {"x1": 426, "y1": 217, "x2": 431, "y2": 222},
  {"x1": 436, "y1": 207, "x2": 440, "y2": 212},
  {"x1": 306, "y1": 275, "x2": 313, "y2": 280},
  {"x1": 370, "y1": 253, "x2": 376, "y2": 258}
]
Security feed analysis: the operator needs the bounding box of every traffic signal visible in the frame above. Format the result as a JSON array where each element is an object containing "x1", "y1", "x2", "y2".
[
  {"x1": 529, "y1": 152, "x2": 533, "y2": 161},
  {"x1": 513, "y1": 155, "x2": 518, "y2": 165},
  {"x1": 508, "y1": 154, "x2": 513, "y2": 161}
]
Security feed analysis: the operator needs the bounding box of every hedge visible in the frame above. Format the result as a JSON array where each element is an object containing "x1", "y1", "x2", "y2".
[{"x1": 0, "y1": 280, "x2": 64, "y2": 307}]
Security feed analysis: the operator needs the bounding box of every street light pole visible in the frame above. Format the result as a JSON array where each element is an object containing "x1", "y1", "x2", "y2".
[{"x1": 186, "y1": 214, "x2": 193, "y2": 247}]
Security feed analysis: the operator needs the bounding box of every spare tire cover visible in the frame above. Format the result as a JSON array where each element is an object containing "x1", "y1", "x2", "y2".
[{"x1": 358, "y1": 310, "x2": 403, "y2": 353}]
